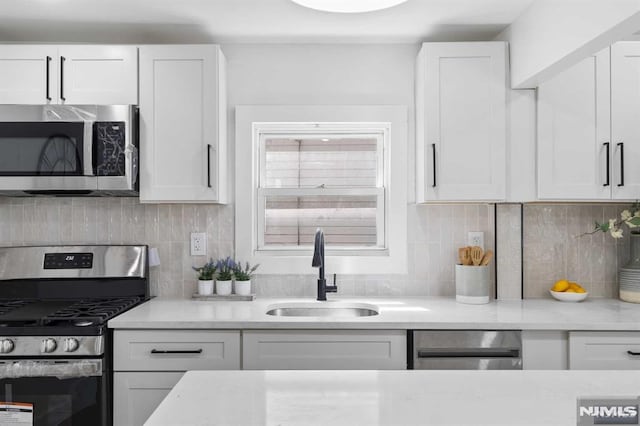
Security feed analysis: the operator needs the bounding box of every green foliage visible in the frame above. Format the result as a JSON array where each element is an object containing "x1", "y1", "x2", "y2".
[
  {"x1": 233, "y1": 261, "x2": 260, "y2": 281},
  {"x1": 192, "y1": 259, "x2": 216, "y2": 280}
]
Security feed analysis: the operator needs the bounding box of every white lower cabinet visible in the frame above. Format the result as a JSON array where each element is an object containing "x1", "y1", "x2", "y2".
[
  {"x1": 113, "y1": 330, "x2": 241, "y2": 426},
  {"x1": 113, "y1": 372, "x2": 183, "y2": 426},
  {"x1": 569, "y1": 331, "x2": 640, "y2": 370},
  {"x1": 242, "y1": 330, "x2": 406, "y2": 370}
]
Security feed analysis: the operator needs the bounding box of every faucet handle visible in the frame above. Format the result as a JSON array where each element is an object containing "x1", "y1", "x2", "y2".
[{"x1": 327, "y1": 273, "x2": 338, "y2": 293}]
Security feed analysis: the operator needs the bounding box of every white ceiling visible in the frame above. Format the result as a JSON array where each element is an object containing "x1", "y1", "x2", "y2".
[{"x1": 0, "y1": 0, "x2": 535, "y2": 44}]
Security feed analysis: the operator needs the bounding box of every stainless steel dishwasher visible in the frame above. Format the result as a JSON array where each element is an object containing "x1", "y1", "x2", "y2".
[{"x1": 408, "y1": 330, "x2": 522, "y2": 370}]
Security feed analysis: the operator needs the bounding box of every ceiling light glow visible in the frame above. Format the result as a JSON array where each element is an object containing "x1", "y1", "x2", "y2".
[{"x1": 291, "y1": 0, "x2": 409, "y2": 13}]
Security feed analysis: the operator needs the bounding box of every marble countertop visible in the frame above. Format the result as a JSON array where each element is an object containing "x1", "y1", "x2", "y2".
[
  {"x1": 108, "y1": 296, "x2": 640, "y2": 330},
  {"x1": 144, "y1": 369, "x2": 640, "y2": 426}
]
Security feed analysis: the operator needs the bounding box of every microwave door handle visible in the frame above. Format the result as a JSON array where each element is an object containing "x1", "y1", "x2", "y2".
[
  {"x1": 126, "y1": 144, "x2": 139, "y2": 186},
  {"x1": 84, "y1": 122, "x2": 95, "y2": 177}
]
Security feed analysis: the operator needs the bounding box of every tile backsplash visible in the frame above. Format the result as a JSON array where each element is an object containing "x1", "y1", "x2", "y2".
[
  {"x1": 0, "y1": 198, "x2": 495, "y2": 299},
  {"x1": 0, "y1": 198, "x2": 631, "y2": 299},
  {"x1": 0, "y1": 198, "x2": 234, "y2": 298},
  {"x1": 523, "y1": 204, "x2": 630, "y2": 298}
]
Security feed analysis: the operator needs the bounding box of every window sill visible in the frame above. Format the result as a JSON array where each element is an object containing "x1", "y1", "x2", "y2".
[{"x1": 250, "y1": 251, "x2": 406, "y2": 275}]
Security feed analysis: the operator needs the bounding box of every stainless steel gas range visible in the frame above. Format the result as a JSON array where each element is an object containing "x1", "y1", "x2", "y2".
[{"x1": 0, "y1": 245, "x2": 149, "y2": 426}]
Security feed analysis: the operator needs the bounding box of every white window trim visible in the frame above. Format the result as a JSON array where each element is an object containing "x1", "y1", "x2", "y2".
[{"x1": 235, "y1": 105, "x2": 408, "y2": 275}]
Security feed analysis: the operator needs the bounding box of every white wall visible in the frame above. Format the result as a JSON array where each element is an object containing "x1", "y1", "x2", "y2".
[
  {"x1": 498, "y1": 0, "x2": 640, "y2": 88},
  {"x1": 223, "y1": 44, "x2": 418, "y2": 201}
]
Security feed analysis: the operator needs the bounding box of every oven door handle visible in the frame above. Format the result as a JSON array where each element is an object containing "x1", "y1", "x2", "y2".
[
  {"x1": 0, "y1": 359, "x2": 103, "y2": 379},
  {"x1": 417, "y1": 348, "x2": 520, "y2": 358}
]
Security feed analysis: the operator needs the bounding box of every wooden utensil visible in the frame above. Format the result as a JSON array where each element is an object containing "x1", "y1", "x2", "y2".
[
  {"x1": 470, "y1": 246, "x2": 483, "y2": 266},
  {"x1": 480, "y1": 250, "x2": 493, "y2": 266},
  {"x1": 460, "y1": 247, "x2": 472, "y2": 265},
  {"x1": 458, "y1": 247, "x2": 466, "y2": 265}
]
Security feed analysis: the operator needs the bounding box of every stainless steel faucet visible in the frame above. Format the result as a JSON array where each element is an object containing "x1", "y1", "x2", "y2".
[{"x1": 312, "y1": 228, "x2": 337, "y2": 301}]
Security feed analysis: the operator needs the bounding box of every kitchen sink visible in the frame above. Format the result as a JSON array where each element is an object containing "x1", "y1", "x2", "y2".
[{"x1": 265, "y1": 302, "x2": 379, "y2": 317}]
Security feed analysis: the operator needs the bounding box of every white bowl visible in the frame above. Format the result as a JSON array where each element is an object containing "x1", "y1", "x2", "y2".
[{"x1": 549, "y1": 290, "x2": 588, "y2": 302}]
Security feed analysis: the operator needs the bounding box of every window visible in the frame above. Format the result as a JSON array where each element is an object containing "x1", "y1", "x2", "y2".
[
  {"x1": 235, "y1": 106, "x2": 407, "y2": 275},
  {"x1": 257, "y1": 124, "x2": 387, "y2": 253}
]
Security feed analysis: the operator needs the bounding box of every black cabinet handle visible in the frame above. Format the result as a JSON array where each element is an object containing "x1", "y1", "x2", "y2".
[
  {"x1": 150, "y1": 349, "x2": 203, "y2": 355},
  {"x1": 431, "y1": 143, "x2": 437, "y2": 188},
  {"x1": 627, "y1": 350, "x2": 640, "y2": 356},
  {"x1": 60, "y1": 56, "x2": 66, "y2": 101},
  {"x1": 603, "y1": 142, "x2": 610, "y2": 187},
  {"x1": 617, "y1": 142, "x2": 624, "y2": 187},
  {"x1": 45, "y1": 56, "x2": 51, "y2": 101},
  {"x1": 207, "y1": 144, "x2": 212, "y2": 188}
]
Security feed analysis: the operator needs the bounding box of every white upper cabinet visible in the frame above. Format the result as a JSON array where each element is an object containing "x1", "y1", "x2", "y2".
[
  {"x1": 139, "y1": 45, "x2": 227, "y2": 203},
  {"x1": 537, "y1": 49, "x2": 611, "y2": 200},
  {"x1": 58, "y1": 45, "x2": 138, "y2": 105},
  {"x1": 0, "y1": 45, "x2": 137, "y2": 105},
  {"x1": 612, "y1": 42, "x2": 640, "y2": 200},
  {"x1": 0, "y1": 46, "x2": 56, "y2": 104},
  {"x1": 416, "y1": 42, "x2": 507, "y2": 202},
  {"x1": 538, "y1": 42, "x2": 640, "y2": 201}
]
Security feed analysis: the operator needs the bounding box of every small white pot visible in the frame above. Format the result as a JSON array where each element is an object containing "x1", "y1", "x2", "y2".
[
  {"x1": 235, "y1": 280, "x2": 251, "y2": 296},
  {"x1": 216, "y1": 280, "x2": 232, "y2": 295},
  {"x1": 197, "y1": 280, "x2": 214, "y2": 296}
]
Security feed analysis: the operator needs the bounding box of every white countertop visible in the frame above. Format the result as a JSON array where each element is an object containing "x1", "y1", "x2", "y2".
[
  {"x1": 108, "y1": 297, "x2": 640, "y2": 330},
  {"x1": 144, "y1": 370, "x2": 640, "y2": 426}
]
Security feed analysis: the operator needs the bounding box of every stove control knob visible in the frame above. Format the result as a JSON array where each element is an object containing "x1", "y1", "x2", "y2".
[
  {"x1": 41, "y1": 338, "x2": 57, "y2": 353},
  {"x1": 0, "y1": 339, "x2": 14, "y2": 354},
  {"x1": 63, "y1": 338, "x2": 80, "y2": 353}
]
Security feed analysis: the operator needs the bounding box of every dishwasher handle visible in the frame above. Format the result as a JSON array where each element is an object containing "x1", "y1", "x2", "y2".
[{"x1": 417, "y1": 348, "x2": 520, "y2": 358}]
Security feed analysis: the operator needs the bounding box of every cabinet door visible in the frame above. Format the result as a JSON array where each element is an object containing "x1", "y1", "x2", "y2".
[
  {"x1": 0, "y1": 46, "x2": 57, "y2": 104},
  {"x1": 537, "y1": 49, "x2": 611, "y2": 200},
  {"x1": 58, "y1": 45, "x2": 137, "y2": 105},
  {"x1": 243, "y1": 330, "x2": 406, "y2": 370},
  {"x1": 569, "y1": 332, "x2": 640, "y2": 370},
  {"x1": 416, "y1": 42, "x2": 506, "y2": 201},
  {"x1": 139, "y1": 45, "x2": 227, "y2": 203},
  {"x1": 612, "y1": 42, "x2": 640, "y2": 200},
  {"x1": 113, "y1": 372, "x2": 183, "y2": 426}
]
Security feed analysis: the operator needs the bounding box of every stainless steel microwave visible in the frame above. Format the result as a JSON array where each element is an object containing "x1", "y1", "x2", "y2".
[{"x1": 0, "y1": 105, "x2": 138, "y2": 196}]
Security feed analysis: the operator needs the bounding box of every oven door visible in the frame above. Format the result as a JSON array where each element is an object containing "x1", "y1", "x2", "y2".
[
  {"x1": 0, "y1": 359, "x2": 108, "y2": 426},
  {"x1": 0, "y1": 121, "x2": 97, "y2": 194}
]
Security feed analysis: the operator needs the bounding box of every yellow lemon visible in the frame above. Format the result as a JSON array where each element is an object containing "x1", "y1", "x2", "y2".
[
  {"x1": 568, "y1": 282, "x2": 580, "y2": 291},
  {"x1": 575, "y1": 287, "x2": 586, "y2": 294},
  {"x1": 565, "y1": 288, "x2": 577, "y2": 293},
  {"x1": 552, "y1": 279, "x2": 570, "y2": 292}
]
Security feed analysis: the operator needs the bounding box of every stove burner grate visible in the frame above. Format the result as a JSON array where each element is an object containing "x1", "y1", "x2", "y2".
[{"x1": 43, "y1": 297, "x2": 142, "y2": 324}]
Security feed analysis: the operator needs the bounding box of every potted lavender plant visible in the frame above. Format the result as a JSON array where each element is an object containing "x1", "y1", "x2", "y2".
[
  {"x1": 192, "y1": 259, "x2": 216, "y2": 295},
  {"x1": 233, "y1": 262, "x2": 260, "y2": 296},
  {"x1": 215, "y1": 257, "x2": 235, "y2": 295}
]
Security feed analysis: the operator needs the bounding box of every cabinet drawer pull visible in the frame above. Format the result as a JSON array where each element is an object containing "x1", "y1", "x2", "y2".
[
  {"x1": 431, "y1": 143, "x2": 437, "y2": 188},
  {"x1": 617, "y1": 142, "x2": 624, "y2": 187},
  {"x1": 627, "y1": 350, "x2": 640, "y2": 356},
  {"x1": 207, "y1": 144, "x2": 212, "y2": 188},
  {"x1": 603, "y1": 142, "x2": 610, "y2": 187},
  {"x1": 150, "y1": 349, "x2": 203, "y2": 355},
  {"x1": 45, "y1": 56, "x2": 52, "y2": 101},
  {"x1": 60, "y1": 56, "x2": 66, "y2": 101}
]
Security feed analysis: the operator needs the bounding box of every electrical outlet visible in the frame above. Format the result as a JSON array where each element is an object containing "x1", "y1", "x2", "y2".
[
  {"x1": 468, "y1": 231, "x2": 484, "y2": 250},
  {"x1": 190, "y1": 232, "x2": 207, "y2": 256}
]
